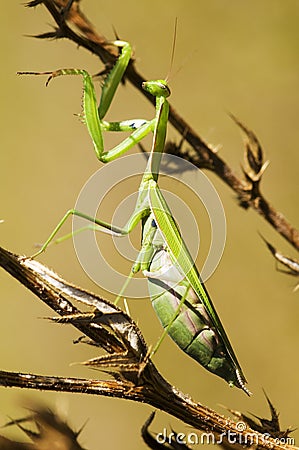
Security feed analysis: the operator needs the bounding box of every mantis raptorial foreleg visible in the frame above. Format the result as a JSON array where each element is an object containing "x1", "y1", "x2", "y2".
[
  {"x1": 19, "y1": 42, "x2": 156, "y2": 163},
  {"x1": 19, "y1": 39, "x2": 250, "y2": 394}
]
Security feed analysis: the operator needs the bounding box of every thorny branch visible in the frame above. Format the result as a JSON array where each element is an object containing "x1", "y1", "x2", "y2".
[
  {"x1": 24, "y1": 0, "x2": 299, "y2": 259},
  {"x1": 0, "y1": 246, "x2": 297, "y2": 450},
  {"x1": 1, "y1": 405, "x2": 86, "y2": 450}
]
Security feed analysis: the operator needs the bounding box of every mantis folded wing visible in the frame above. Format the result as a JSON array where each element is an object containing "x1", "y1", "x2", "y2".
[{"x1": 146, "y1": 182, "x2": 249, "y2": 392}]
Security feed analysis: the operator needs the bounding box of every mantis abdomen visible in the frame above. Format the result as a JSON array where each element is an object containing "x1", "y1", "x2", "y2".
[{"x1": 143, "y1": 218, "x2": 245, "y2": 391}]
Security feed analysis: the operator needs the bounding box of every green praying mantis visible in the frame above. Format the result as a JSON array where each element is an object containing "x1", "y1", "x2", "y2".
[{"x1": 18, "y1": 38, "x2": 250, "y2": 395}]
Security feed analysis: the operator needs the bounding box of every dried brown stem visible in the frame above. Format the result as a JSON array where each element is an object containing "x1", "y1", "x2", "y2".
[
  {"x1": 0, "y1": 246, "x2": 297, "y2": 450},
  {"x1": 25, "y1": 0, "x2": 299, "y2": 252}
]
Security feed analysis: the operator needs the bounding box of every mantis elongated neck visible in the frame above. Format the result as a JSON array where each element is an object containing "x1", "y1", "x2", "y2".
[{"x1": 143, "y1": 95, "x2": 169, "y2": 184}]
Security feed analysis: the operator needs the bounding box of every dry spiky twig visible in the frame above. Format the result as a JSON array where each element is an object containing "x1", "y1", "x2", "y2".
[
  {"x1": 227, "y1": 391, "x2": 295, "y2": 440},
  {"x1": 261, "y1": 236, "x2": 299, "y2": 277},
  {"x1": 141, "y1": 412, "x2": 192, "y2": 449},
  {"x1": 219, "y1": 392, "x2": 296, "y2": 450},
  {"x1": 0, "y1": 246, "x2": 297, "y2": 450},
  {"x1": 23, "y1": 0, "x2": 299, "y2": 255},
  {"x1": 260, "y1": 236, "x2": 299, "y2": 290},
  {"x1": 1, "y1": 404, "x2": 85, "y2": 450}
]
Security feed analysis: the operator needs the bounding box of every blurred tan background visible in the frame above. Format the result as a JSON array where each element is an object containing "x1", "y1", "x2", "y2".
[{"x1": 1, "y1": 1, "x2": 298, "y2": 448}]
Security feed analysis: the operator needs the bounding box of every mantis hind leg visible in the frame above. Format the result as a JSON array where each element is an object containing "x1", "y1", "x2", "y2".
[{"x1": 30, "y1": 208, "x2": 130, "y2": 259}]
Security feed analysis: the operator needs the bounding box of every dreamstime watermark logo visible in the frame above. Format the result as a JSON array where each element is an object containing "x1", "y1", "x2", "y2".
[
  {"x1": 72, "y1": 153, "x2": 226, "y2": 298},
  {"x1": 156, "y1": 421, "x2": 296, "y2": 446}
]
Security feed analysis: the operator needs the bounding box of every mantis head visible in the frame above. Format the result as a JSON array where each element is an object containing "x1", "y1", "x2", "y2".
[{"x1": 142, "y1": 80, "x2": 171, "y2": 98}]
